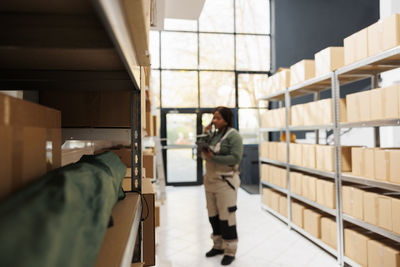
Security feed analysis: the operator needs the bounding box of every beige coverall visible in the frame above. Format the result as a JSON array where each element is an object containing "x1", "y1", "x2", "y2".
[{"x1": 203, "y1": 128, "x2": 241, "y2": 257}]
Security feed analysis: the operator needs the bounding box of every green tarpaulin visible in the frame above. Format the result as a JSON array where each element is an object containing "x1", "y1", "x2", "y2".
[{"x1": 0, "y1": 151, "x2": 126, "y2": 267}]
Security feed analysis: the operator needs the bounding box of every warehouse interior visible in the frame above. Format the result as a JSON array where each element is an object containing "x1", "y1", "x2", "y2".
[{"x1": 1, "y1": 0, "x2": 400, "y2": 267}]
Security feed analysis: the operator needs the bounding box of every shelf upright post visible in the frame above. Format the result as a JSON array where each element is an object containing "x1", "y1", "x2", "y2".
[
  {"x1": 371, "y1": 74, "x2": 381, "y2": 148},
  {"x1": 131, "y1": 75, "x2": 142, "y2": 263},
  {"x1": 331, "y1": 71, "x2": 344, "y2": 267},
  {"x1": 285, "y1": 89, "x2": 292, "y2": 228},
  {"x1": 313, "y1": 92, "x2": 320, "y2": 144}
]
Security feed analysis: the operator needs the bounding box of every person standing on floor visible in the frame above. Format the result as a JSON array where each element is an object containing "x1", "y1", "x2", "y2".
[{"x1": 199, "y1": 106, "x2": 243, "y2": 266}]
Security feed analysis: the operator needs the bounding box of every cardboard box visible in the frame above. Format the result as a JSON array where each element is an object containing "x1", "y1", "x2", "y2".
[
  {"x1": 290, "y1": 59, "x2": 315, "y2": 86},
  {"x1": 260, "y1": 164, "x2": 270, "y2": 182},
  {"x1": 0, "y1": 94, "x2": 61, "y2": 200},
  {"x1": 382, "y1": 13, "x2": 400, "y2": 52},
  {"x1": 315, "y1": 145, "x2": 351, "y2": 172},
  {"x1": 314, "y1": 47, "x2": 345, "y2": 77},
  {"x1": 303, "y1": 209, "x2": 322, "y2": 238},
  {"x1": 316, "y1": 179, "x2": 336, "y2": 209},
  {"x1": 291, "y1": 104, "x2": 304, "y2": 126},
  {"x1": 302, "y1": 175, "x2": 316, "y2": 202},
  {"x1": 316, "y1": 98, "x2": 347, "y2": 125},
  {"x1": 290, "y1": 172, "x2": 303, "y2": 196},
  {"x1": 346, "y1": 91, "x2": 361, "y2": 122},
  {"x1": 342, "y1": 186, "x2": 364, "y2": 220},
  {"x1": 389, "y1": 150, "x2": 400, "y2": 184},
  {"x1": 302, "y1": 144, "x2": 316, "y2": 169},
  {"x1": 382, "y1": 84, "x2": 400, "y2": 120},
  {"x1": 277, "y1": 142, "x2": 287, "y2": 163},
  {"x1": 262, "y1": 188, "x2": 272, "y2": 207},
  {"x1": 279, "y1": 195, "x2": 288, "y2": 218},
  {"x1": 368, "y1": 239, "x2": 400, "y2": 267},
  {"x1": 289, "y1": 143, "x2": 303, "y2": 166},
  {"x1": 370, "y1": 88, "x2": 384, "y2": 120},
  {"x1": 143, "y1": 152, "x2": 155, "y2": 178},
  {"x1": 344, "y1": 28, "x2": 368, "y2": 65},
  {"x1": 364, "y1": 148, "x2": 376, "y2": 179},
  {"x1": 291, "y1": 202, "x2": 305, "y2": 228},
  {"x1": 259, "y1": 142, "x2": 269, "y2": 158},
  {"x1": 344, "y1": 228, "x2": 370, "y2": 267},
  {"x1": 368, "y1": 21, "x2": 384, "y2": 57},
  {"x1": 364, "y1": 191, "x2": 380, "y2": 225},
  {"x1": 393, "y1": 198, "x2": 400, "y2": 235},
  {"x1": 351, "y1": 147, "x2": 363, "y2": 177},
  {"x1": 279, "y1": 69, "x2": 291, "y2": 90},
  {"x1": 359, "y1": 90, "x2": 371, "y2": 122},
  {"x1": 271, "y1": 191, "x2": 281, "y2": 212},
  {"x1": 303, "y1": 102, "x2": 318, "y2": 126},
  {"x1": 375, "y1": 149, "x2": 390, "y2": 181},
  {"x1": 268, "y1": 142, "x2": 278, "y2": 161},
  {"x1": 378, "y1": 196, "x2": 393, "y2": 231},
  {"x1": 321, "y1": 217, "x2": 337, "y2": 249}
]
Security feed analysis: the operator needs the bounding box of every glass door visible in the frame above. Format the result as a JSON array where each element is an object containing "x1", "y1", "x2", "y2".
[{"x1": 161, "y1": 109, "x2": 213, "y2": 185}]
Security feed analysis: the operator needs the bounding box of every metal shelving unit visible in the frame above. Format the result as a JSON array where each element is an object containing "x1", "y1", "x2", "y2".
[
  {"x1": 259, "y1": 46, "x2": 400, "y2": 267},
  {"x1": 258, "y1": 90, "x2": 286, "y2": 101},
  {"x1": 290, "y1": 223, "x2": 338, "y2": 257},
  {"x1": 261, "y1": 181, "x2": 288, "y2": 195},
  {"x1": 289, "y1": 164, "x2": 335, "y2": 179},
  {"x1": 259, "y1": 127, "x2": 286, "y2": 132},
  {"x1": 261, "y1": 204, "x2": 289, "y2": 224},
  {"x1": 291, "y1": 193, "x2": 336, "y2": 217}
]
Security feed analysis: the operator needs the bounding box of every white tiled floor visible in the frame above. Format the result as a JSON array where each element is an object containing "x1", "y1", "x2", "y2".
[{"x1": 155, "y1": 185, "x2": 338, "y2": 267}]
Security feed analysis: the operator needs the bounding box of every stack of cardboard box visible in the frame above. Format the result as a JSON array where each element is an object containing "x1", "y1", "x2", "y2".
[
  {"x1": 262, "y1": 188, "x2": 288, "y2": 218},
  {"x1": 260, "y1": 164, "x2": 287, "y2": 189}
]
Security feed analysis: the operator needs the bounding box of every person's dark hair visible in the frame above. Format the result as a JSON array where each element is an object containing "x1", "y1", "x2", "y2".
[{"x1": 213, "y1": 106, "x2": 234, "y2": 128}]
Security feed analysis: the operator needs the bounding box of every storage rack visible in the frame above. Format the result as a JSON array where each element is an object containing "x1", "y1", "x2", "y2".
[
  {"x1": 0, "y1": 1, "x2": 148, "y2": 265},
  {"x1": 258, "y1": 45, "x2": 400, "y2": 267}
]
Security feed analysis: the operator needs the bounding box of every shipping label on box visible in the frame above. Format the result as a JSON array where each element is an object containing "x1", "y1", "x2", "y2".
[
  {"x1": 315, "y1": 47, "x2": 344, "y2": 77},
  {"x1": 382, "y1": 13, "x2": 400, "y2": 52},
  {"x1": 368, "y1": 21, "x2": 384, "y2": 57}
]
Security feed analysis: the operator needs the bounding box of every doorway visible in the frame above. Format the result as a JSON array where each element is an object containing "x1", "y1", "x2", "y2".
[{"x1": 160, "y1": 109, "x2": 213, "y2": 186}]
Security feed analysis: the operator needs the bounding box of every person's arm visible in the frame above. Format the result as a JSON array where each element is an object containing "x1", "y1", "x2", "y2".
[{"x1": 211, "y1": 132, "x2": 243, "y2": 165}]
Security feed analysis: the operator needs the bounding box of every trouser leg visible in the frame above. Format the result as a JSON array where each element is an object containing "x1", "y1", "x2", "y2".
[
  {"x1": 216, "y1": 186, "x2": 239, "y2": 256},
  {"x1": 206, "y1": 190, "x2": 223, "y2": 249}
]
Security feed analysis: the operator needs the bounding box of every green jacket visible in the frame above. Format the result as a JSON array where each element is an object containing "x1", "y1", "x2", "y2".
[{"x1": 202, "y1": 127, "x2": 243, "y2": 166}]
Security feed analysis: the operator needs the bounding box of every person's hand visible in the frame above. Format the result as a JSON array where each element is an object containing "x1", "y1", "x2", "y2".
[
  {"x1": 204, "y1": 123, "x2": 212, "y2": 133},
  {"x1": 203, "y1": 149, "x2": 213, "y2": 160}
]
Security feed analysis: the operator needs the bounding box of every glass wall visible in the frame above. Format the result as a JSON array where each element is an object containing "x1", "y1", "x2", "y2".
[{"x1": 150, "y1": 0, "x2": 270, "y2": 143}]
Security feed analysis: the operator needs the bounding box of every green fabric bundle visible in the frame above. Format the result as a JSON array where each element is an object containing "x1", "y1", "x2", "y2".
[{"x1": 0, "y1": 151, "x2": 126, "y2": 267}]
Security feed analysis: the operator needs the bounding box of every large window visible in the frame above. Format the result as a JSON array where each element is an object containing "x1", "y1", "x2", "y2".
[{"x1": 149, "y1": 0, "x2": 270, "y2": 143}]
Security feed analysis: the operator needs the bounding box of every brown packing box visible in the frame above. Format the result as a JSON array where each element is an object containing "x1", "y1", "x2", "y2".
[
  {"x1": 370, "y1": 88, "x2": 384, "y2": 120},
  {"x1": 291, "y1": 202, "x2": 305, "y2": 228},
  {"x1": 303, "y1": 209, "x2": 322, "y2": 238},
  {"x1": 364, "y1": 148, "x2": 376, "y2": 179},
  {"x1": 290, "y1": 172, "x2": 303, "y2": 196},
  {"x1": 270, "y1": 191, "x2": 280, "y2": 212},
  {"x1": 262, "y1": 188, "x2": 272, "y2": 207},
  {"x1": 316, "y1": 179, "x2": 335, "y2": 209},
  {"x1": 345, "y1": 28, "x2": 368, "y2": 65},
  {"x1": 368, "y1": 239, "x2": 400, "y2": 267},
  {"x1": 316, "y1": 179, "x2": 325, "y2": 207},
  {"x1": 289, "y1": 143, "x2": 303, "y2": 166},
  {"x1": 389, "y1": 150, "x2": 400, "y2": 184},
  {"x1": 303, "y1": 102, "x2": 318, "y2": 126},
  {"x1": 290, "y1": 59, "x2": 315, "y2": 86},
  {"x1": 382, "y1": 13, "x2": 400, "y2": 52},
  {"x1": 277, "y1": 142, "x2": 287, "y2": 163},
  {"x1": 344, "y1": 228, "x2": 370, "y2": 267},
  {"x1": 378, "y1": 195, "x2": 393, "y2": 231},
  {"x1": 351, "y1": 147, "x2": 364, "y2": 177},
  {"x1": 302, "y1": 175, "x2": 316, "y2": 202},
  {"x1": 260, "y1": 164, "x2": 270, "y2": 182},
  {"x1": 368, "y1": 21, "x2": 384, "y2": 57},
  {"x1": 122, "y1": 178, "x2": 132, "y2": 191},
  {"x1": 143, "y1": 152, "x2": 155, "y2": 178},
  {"x1": 314, "y1": 47, "x2": 345, "y2": 77},
  {"x1": 279, "y1": 195, "x2": 288, "y2": 218},
  {"x1": 321, "y1": 217, "x2": 337, "y2": 249},
  {"x1": 302, "y1": 144, "x2": 316, "y2": 169},
  {"x1": 393, "y1": 197, "x2": 400, "y2": 235},
  {"x1": 359, "y1": 90, "x2": 371, "y2": 122},
  {"x1": 382, "y1": 84, "x2": 400, "y2": 120},
  {"x1": 268, "y1": 142, "x2": 278, "y2": 161},
  {"x1": 279, "y1": 69, "x2": 291, "y2": 90},
  {"x1": 342, "y1": 186, "x2": 364, "y2": 220},
  {"x1": 375, "y1": 149, "x2": 391, "y2": 181},
  {"x1": 346, "y1": 91, "x2": 361, "y2": 122},
  {"x1": 316, "y1": 98, "x2": 347, "y2": 125},
  {"x1": 260, "y1": 142, "x2": 269, "y2": 158},
  {"x1": 291, "y1": 104, "x2": 304, "y2": 126},
  {"x1": 363, "y1": 191, "x2": 380, "y2": 225},
  {"x1": 0, "y1": 94, "x2": 61, "y2": 200}
]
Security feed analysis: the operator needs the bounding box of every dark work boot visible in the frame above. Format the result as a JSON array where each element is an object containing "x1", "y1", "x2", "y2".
[
  {"x1": 221, "y1": 255, "x2": 235, "y2": 265},
  {"x1": 205, "y1": 248, "x2": 224, "y2": 257}
]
